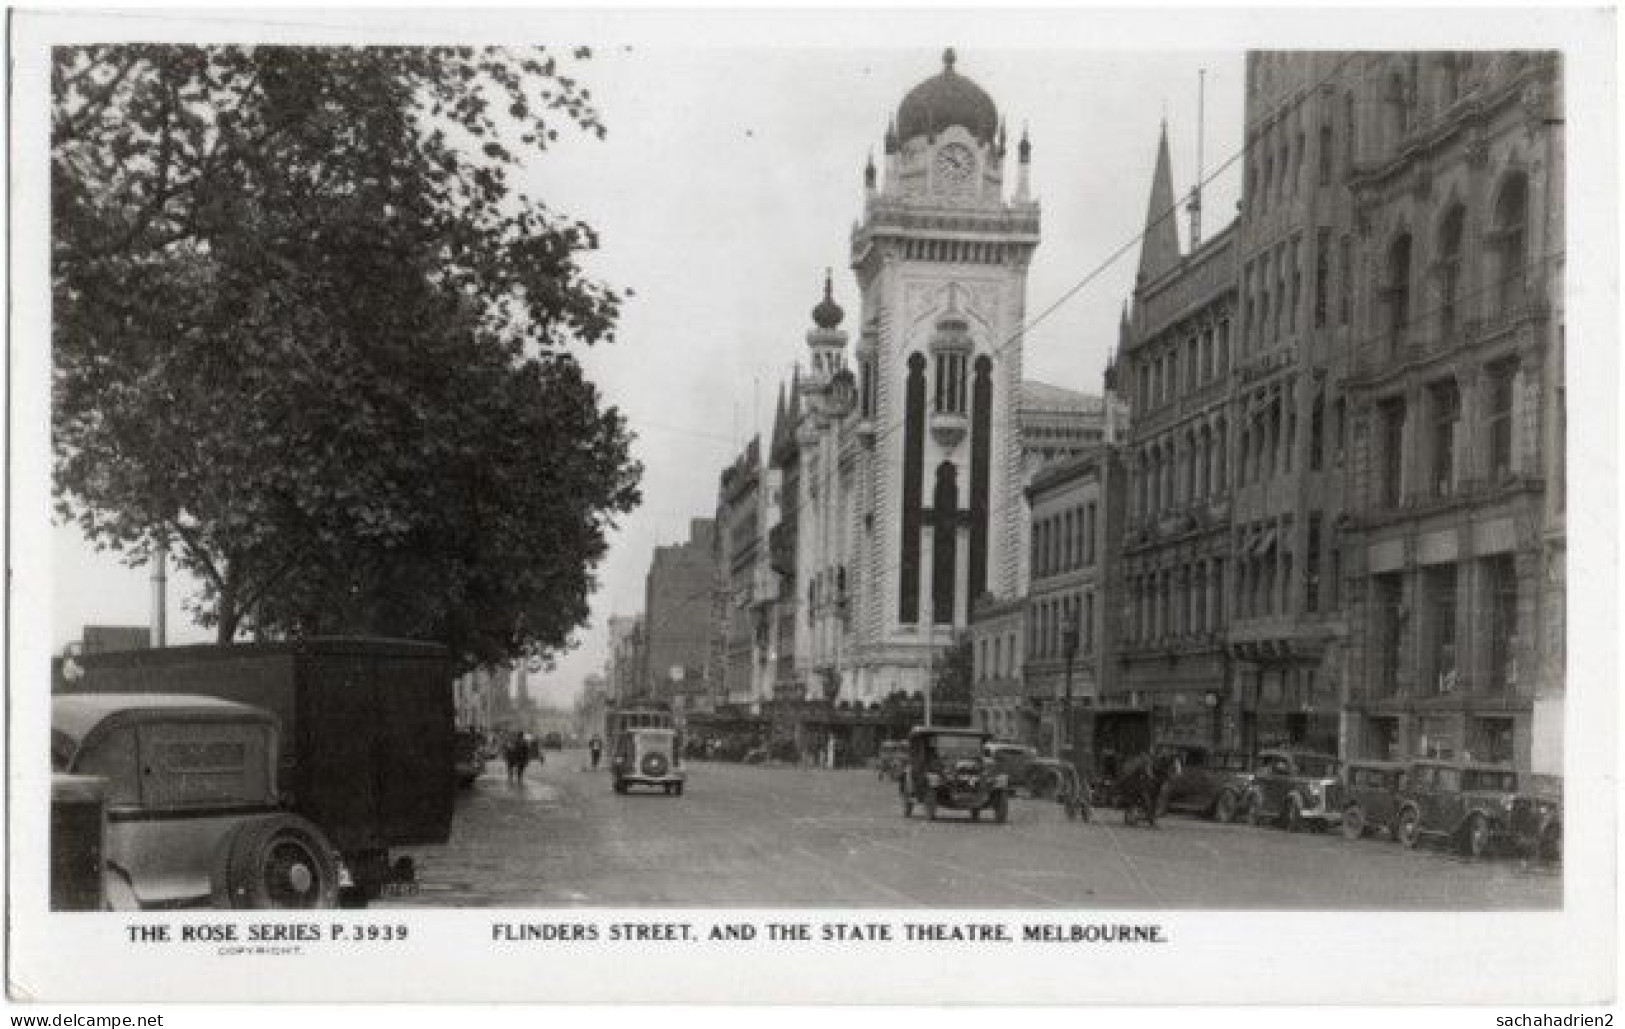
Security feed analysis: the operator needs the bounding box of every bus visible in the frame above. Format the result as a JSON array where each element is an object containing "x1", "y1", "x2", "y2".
[{"x1": 605, "y1": 702, "x2": 675, "y2": 741}]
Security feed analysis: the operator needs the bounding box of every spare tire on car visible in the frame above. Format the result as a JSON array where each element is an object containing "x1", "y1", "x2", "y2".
[{"x1": 212, "y1": 813, "x2": 340, "y2": 909}]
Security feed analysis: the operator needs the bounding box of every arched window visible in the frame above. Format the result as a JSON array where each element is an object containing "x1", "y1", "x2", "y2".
[
  {"x1": 1491, "y1": 172, "x2": 1529, "y2": 317},
  {"x1": 1437, "y1": 205, "x2": 1465, "y2": 339},
  {"x1": 1384, "y1": 232, "x2": 1413, "y2": 354}
]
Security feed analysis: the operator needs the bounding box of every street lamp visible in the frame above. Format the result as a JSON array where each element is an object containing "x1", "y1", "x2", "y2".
[{"x1": 1057, "y1": 619, "x2": 1080, "y2": 763}]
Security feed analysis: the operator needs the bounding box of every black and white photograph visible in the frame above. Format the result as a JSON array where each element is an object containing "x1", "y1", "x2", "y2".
[{"x1": 7, "y1": 4, "x2": 1617, "y2": 1009}]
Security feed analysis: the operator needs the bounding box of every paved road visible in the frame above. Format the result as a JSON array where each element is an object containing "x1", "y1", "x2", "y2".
[{"x1": 381, "y1": 749, "x2": 1560, "y2": 909}]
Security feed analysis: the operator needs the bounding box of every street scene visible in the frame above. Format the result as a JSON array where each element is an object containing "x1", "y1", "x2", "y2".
[
  {"x1": 384, "y1": 749, "x2": 1559, "y2": 909},
  {"x1": 42, "y1": 39, "x2": 1568, "y2": 916}
]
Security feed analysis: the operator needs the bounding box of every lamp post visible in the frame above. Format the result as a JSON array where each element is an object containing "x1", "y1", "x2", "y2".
[{"x1": 1058, "y1": 621, "x2": 1079, "y2": 763}]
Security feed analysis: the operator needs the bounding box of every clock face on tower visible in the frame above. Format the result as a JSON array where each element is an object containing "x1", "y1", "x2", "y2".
[{"x1": 934, "y1": 142, "x2": 975, "y2": 194}]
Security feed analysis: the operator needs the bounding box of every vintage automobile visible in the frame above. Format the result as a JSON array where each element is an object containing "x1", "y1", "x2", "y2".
[
  {"x1": 51, "y1": 693, "x2": 340, "y2": 910},
  {"x1": 1509, "y1": 776, "x2": 1562, "y2": 864},
  {"x1": 453, "y1": 729, "x2": 486, "y2": 787},
  {"x1": 542, "y1": 732, "x2": 565, "y2": 751},
  {"x1": 612, "y1": 728, "x2": 686, "y2": 795},
  {"x1": 1246, "y1": 749, "x2": 1345, "y2": 832},
  {"x1": 1155, "y1": 742, "x2": 1254, "y2": 823},
  {"x1": 984, "y1": 742, "x2": 1039, "y2": 792},
  {"x1": 1394, "y1": 760, "x2": 1524, "y2": 858},
  {"x1": 875, "y1": 740, "x2": 909, "y2": 781},
  {"x1": 899, "y1": 727, "x2": 1010, "y2": 823},
  {"x1": 1339, "y1": 759, "x2": 1411, "y2": 840}
]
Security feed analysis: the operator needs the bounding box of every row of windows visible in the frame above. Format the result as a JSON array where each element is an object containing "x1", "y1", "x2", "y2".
[
  {"x1": 1373, "y1": 358, "x2": 1520, "y2": 508},
  {"x1": 974, "y1": 629, "x2": 1021, "y2": 683},
  {"x1": 1031, "y1": 501, "x2": 1098, "y2": 579},
  {"x1": 901, "y1": 238, "x2": 1011, "y2": 264},
  {"x1": 1133, "y1": 418, "x2": 1228, "y2": 520},
  {"x1": 1376, "y1": 173, "x2": 1531, "y2": 358},
  {"x1": 1124, "y1": 559, "x2": 1224, "y2": 644},
  {"x1": 1028, "y1": 590, "x2": 1096, "y2": 661},
  {"x1": 1373, "y1": 554, "x2": 1519, "y2": 698},
  {"x1": 1136, "y1": 319, "x2": 1232, "y2": 413}
]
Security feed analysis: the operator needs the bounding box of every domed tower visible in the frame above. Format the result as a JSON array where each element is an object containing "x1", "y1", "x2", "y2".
[{"x1": 846, "y1": 48, "x2": 1041, "y2": 702}]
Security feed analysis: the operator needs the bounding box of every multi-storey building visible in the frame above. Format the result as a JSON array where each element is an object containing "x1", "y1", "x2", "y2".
[
  {"x1": 1223, "y1": 53, "x2": 1365, "y2": 757},
  {"x1": 1339, "y1": 52, "x2": 1564, "y2": 770},
  {"x1": 1117, "y1": 123, "x2": 1244, "y2": 747},
  {"x1": 643, "y1": 518, "x2": 718, "y2": 709},
  {"x1": 717, "y1": 440, "x2": 767, "y2": 708},
  {"x1": 969, "y1": 595, "x2": 1025, "y2": 740},
  {"x1": 1023, "y1": 446, "x2": 1122, "y2": 755}
]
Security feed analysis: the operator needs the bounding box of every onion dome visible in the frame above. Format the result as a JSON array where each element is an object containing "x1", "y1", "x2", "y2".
[
  {"x1": 811, "y1": 269, "x2": 844, "y2": 329},
  {"x1": 896, "y1": 48, "x2": 999, "y2": 146}
]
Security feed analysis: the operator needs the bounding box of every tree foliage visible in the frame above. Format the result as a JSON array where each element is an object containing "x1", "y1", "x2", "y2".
[{"x1": 52, "y1": 45, "x2": 642, "y2": 669}]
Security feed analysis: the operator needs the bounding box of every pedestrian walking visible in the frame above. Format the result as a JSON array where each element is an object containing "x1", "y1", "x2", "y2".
[{"x1": 589, "y1": 736, "x2": 604, "y2": 770}]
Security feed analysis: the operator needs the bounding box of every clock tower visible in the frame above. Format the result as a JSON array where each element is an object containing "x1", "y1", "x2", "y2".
[{"x1": 843, "y1": 48, "x2": 1041, "y2": 702}]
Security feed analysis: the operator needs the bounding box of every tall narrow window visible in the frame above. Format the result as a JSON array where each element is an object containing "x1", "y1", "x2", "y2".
[
  {"x1": 1492, "y1": 173, "x2": 1529, "y2": 317},
  {"x1": 1483, "y1": 554, "x2": 1518, "y2": 693},
  {"x1": 1438, "y1": 206, "x2": 1465, "y2": 340},
  {"x1": 1289, "y1": 236, "x2": 1302, "y2": 334},
  {"x1": 1309, "y1": 389, "x2": 1325, "y2": 471},
  {"x1": 859, "y1": 354, "x2": 876, "y2": 419},
  {"x1": 1318, "y1": 123, "x2": 1334, "y2": 185},
  {"x1": 1218, "y1": 320, "x2": 1231, "y2": 374},
  {"x1": 1338, "y1": 234, "x2": 1353, "y2": 326},
  {"x1": 1486, "y1": 360, "x2": 1517, "y2": 481},
  {"x1": 1429, "y1": 379, "x2": 1461, "y2": 497},
  {"x1": 1315, "y1": 228, "x2": 1331, "y2": 328},
  {"x1": 1377, "y1": 574, "x2": 1406, "y2": 697},
  {"x1": 1425, "y1": 564, "x2": 1459, "y2": 695},
  {"x1": 1344, "y1": 92, "x2": 1357, "y2": 173},
  {"x1": 1384, "y1": 233, "x2": 1413, "y2": 355},
  {"x1": 1380, "y1": 398, "x2": 1407, "y2": 507},
  {"x1": 1305, "y1": 513, "x2": 1323, "y2": 614}
]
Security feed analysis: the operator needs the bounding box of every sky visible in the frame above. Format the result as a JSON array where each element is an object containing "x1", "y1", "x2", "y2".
[{"x1": 51, "y1": 43, "x2": 1246, "y2": 709}]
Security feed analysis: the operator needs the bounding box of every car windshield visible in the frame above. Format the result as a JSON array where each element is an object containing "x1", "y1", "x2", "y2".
[
  {"x1": 1465, "y1": 770, "x2": 1517, "y2": 792},
  {"x1": 930, "y1": 736, "x2": 985, "y2": 762}
]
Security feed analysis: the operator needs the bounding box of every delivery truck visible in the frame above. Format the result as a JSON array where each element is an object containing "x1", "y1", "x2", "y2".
[{"x1": 60, "y1": 636, "x2": 456, "y2": 905}]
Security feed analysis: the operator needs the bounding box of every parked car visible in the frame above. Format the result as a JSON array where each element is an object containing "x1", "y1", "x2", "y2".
[
  {"x1": 612, "y1": 728, "x2": 686, "y2": 795},
  {"x1": 984, "y1": 742, "x2": 1039, "y2": 793},
  {"x1": 542, "y1": 732, "x2": 565, "y2": 751},
  {"x1": 900, "y1": 727, "x2": 1010, "y2": 823},
  {"x1": 876, "y1": 740, "x2": 909, "y2": 781},
  {"x1": 1339, "y1": 759, "x2": 1410, "y2": 840},
  {"x1": 1155, "y1": 742, "x2": 1253, "y2": 823},
  {"x1": 1246, "y1": 749, "x2": 1345, "y2": 832},
  {"x1": 1394, "y1": 760, "x2": 1523, "y2": 858},
  {"x1": 51, "y1": 693, "x2": 340, "y2": 910},
  {"x1": 453, "y1": 729, "x2": 486, "y2": 787},
  {"x1": 1509, "y1": 775, "x2": 1562, "y2": 864}
]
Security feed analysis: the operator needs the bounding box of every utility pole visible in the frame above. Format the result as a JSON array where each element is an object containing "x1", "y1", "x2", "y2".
[
  {"x1": 149, "y1": 536, "x2": 168, "y2": 648},
  {"x1": 1058, "y1": 619, "x2": 1080, "y2": 763},
  {"x1": 921, "y1": 633, "x2": 934, "y2": 727}
]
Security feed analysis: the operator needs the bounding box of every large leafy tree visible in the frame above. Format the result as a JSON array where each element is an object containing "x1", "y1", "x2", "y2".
[{"x1": 52, "y1": 45, "x2": 642, "y2": 668}]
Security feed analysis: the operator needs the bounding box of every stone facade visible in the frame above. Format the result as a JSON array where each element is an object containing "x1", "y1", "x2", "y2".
[
  {"x1": 1023, "y1": 448, "x2": 1121, "y2": 756},
  {"x1": 968, "y1": 595, "x2": 1025, "y2": 742},
  {"x1": 1338, "y1": 51, "x2": 1564, "y2": 769}
]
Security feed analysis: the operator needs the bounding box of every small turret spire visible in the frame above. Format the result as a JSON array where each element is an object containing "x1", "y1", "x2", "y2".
[
  {"x1": 943, "y1": 47, "x2": 957, "y2": 73},
  {"x1": 811, "y1": 268, "x2": 845, "y2": 330},
  {"x1": 1018, "y1": 121, "x2": 1031, "y2": 164},
  {"x1": 864, "y1": 150, "x2": 876, "y2": 191}
]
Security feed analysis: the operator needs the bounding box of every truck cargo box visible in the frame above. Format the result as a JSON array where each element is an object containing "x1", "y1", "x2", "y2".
[{"x1": 62, "y1": 638, "x2": 455, "y2": 857}]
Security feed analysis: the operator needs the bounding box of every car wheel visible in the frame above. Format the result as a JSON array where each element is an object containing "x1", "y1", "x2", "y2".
[
  {"x1": 1064, "y1": 797, "x2": 1080, "y2": 821},
  {"x1": 1539, "y1": 822, "x2": 1561, "y2": 864},
  {"x1": 212, "y1": 814, "x2": 340, "y2": 910},
  {"x1": 1285, "y1": 795, "x2": 1304, "y2": 833},
  {"x1": 1245, "y1": 792, "x2": 1265, "y2": 827},
  {"x1": 970, "y1": 806, "x2": 980, "y2": 822},
  {"x1": 994, "y1": 792, "x2": 1009, "y2": 825},
  {"x1": 1213, "y1": 791, "x2": 1237, "y2": 824},
  {"x1": 674, "y1": 783, "x2": 684, "y2": 797},
  {"x1": 924, "y1": 796, "x2": 937, "y2": 822},
  {"x1": 1397, "y1": 807, "x2": 1421, "y2": 849},
  {"x1": 1462, "y1": 813, "x2": 1491, "y2": 859},
  {"x1": 1341, "y1": 806, "x2": 1366, "y2": 840},
  {"x1": 613, "y1": 779, "x2": 626, "y2": 794}
]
